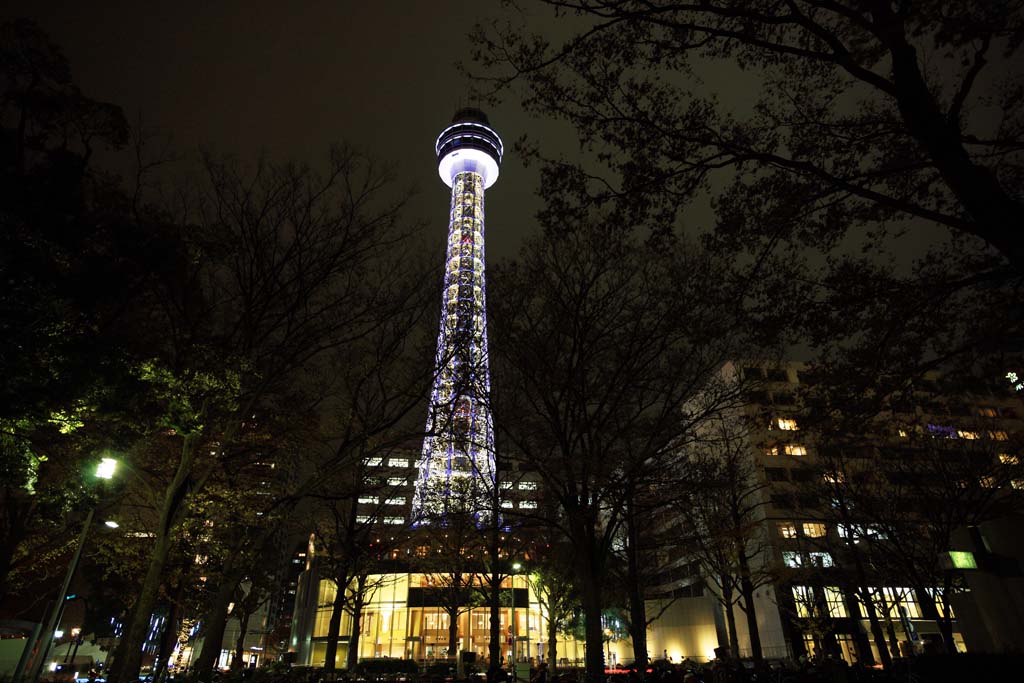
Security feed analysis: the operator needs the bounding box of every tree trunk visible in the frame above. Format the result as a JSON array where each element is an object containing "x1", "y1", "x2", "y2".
[
  {"x1": 916, "y1": 584, "x2": 954, "y2": 653},
  {"x1": 875, "y1": 591, "x2": 900, "y2": 655},
  {"x1": 192, "y1": 575, "x2": 242, "y2": 682},
  {"x1": 627, "y1": 593, "x2": 647, "y2": 669},
  {"x1": 735, "y1": 549, "x2": 762, "y2": 664},
  {"x1": 547, "y1": 607, "x2": 558, "y2": 673},
  {"x1": 720, "y1": 577, "x2": 739, "y2": 656},
  {"x1": 580, "y1": 574, "x2": 605, "y2": 683},
  {"x1": 487, "y1": 483, "x2": 503, "y2": 681},
  {"x1": 107, "y1": 525, "x2": 173, "y2": 683},
  {"x1": 487, "y1": 566, "x2": 501, "y2": 680},
  {"x1": 153, "y1": 600, "x2": 181, "y2": 683},
  {"x1": 323, "y1": 578, "x2": 348, "y2": 671},
  {"x1": 624, "y1": 499, "x2": 648, "y2": 674},
  {"x1": 231, "y1": 609, "x2": 251, "y2": 671},
  {"x1": 840, "y1": 586, "x2": 873, "y2": 666},
  {"x1": 346, "y1": 584, "x2": 367, "y2": 670},
  {"x1": 844, "y1": 534, "x2": 890, "y2": 667},
  {"x1": 865, "y1": 603, "x2": 890, "y2": 667},
  {"x1": 108, "y1": 435, "x2": 197, "y2": 683},
  {"x1": 853, "y1": 585, "x2": 890, "y2": 667},
  {"x1": 447, "y1": 606, "x2": 460, "y2": 660}
]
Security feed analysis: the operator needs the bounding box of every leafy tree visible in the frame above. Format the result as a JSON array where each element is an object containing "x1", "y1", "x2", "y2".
[
  {"x1": 104, "y1": 144, "x2": 432, "y2": 683},
  {"x1": 0, "y1": 19, "x2": 176, "y2": 609},
  {"x1": 526, "y1": 544, "x2": 579, "y2": 672},
  {"x1": 184, "y1": 418, "x2": 308, "y2": 680}
]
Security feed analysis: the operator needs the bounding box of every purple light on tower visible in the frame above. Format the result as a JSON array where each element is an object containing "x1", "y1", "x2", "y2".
[{"x1": 414, "y1": 109, "x2": 502, "y2": 519}]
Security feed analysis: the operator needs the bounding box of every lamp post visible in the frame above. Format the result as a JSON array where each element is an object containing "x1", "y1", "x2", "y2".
[{"x1": 20, "y1": 458, "x2": 118, "y2": 683}]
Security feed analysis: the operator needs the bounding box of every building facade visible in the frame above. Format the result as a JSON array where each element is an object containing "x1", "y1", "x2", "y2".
[{"x1": 684, "y1": 361, "x2": 1024, "y2": 664}]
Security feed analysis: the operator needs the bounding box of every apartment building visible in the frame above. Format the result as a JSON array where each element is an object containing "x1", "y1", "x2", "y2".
[{"x1": 702, "y1": 360, "x2": 1023, "y2": 664}]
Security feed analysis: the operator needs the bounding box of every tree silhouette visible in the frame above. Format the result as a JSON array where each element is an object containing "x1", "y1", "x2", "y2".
[
  {"x1": 490, "y1": 221, "x2": 760, "y2": 683},
  {"x1": 472, "y1": 0, "x2": 1024, "y2": 443}
]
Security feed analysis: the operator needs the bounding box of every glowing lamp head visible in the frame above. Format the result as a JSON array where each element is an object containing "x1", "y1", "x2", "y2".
[
  {"x1": 96, "y1": 457, "x2": 118, "y2": 480},
  {"x1": 436, "y1": 108, "x2": 503, "y2": 189}
]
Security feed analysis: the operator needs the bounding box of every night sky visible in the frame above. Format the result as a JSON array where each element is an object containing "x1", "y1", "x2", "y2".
[{"x1": 9, "y1": 1, "x2": 553, "y2": 262}]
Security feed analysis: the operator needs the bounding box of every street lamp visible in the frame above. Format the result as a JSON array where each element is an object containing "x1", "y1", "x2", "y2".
[
  {"x1": 19, "y1": 458, "x2": 119, "y2": 683},
  {"x1": 96, "y1": 457, "x2": 117, "y2": 480}
]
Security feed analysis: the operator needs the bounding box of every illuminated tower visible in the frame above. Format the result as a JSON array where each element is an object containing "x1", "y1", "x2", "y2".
[{"x1": 414, "y1": 108, "x2": 502, "y2": 519}]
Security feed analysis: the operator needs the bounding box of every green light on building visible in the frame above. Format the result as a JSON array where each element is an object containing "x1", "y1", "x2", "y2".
[{"x1": 949, "y1": 551, "x2": 977, "y2": 569}]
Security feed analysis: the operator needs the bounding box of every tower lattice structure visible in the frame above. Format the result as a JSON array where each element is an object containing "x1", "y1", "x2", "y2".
[{"x1": 414, "y1": 109, "x2": 503, "y2": 520}]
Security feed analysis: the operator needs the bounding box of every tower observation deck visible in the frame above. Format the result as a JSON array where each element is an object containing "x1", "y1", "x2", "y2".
[{"x1": 414, "y1": 108, "x2": 503, "y2": 519}]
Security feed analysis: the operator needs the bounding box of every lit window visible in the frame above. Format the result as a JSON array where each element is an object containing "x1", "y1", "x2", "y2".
[
  {"x1": 977, "y1": 407, "x2": 998, "y2": 418},
  {"x1": 776, "y1": 418, "x2": 799, "y2": 431},
  {"x1": 501, "y1": 500, "x2": 514, "y2": 509},
  {"x1": 803, "y1": 522, "x2": 827, "y2": 538},
  {"x1": 927, "y1": 588, "x2": 955, "y2": 619},
  {"x1": 792, "y1": 586, "x2": 816, "y2": 617},
  {"x1": 989, "y1": 431, "x2": 1009, "y2": 441},
  {"x1": 999, "y1": 453, "x2": 1020, "y2": 465},
  {"x1": 356, "y1": 515, "x2": 371, "y2": 523},
  {"x1": 387, "y1": 477, "x2": 406, "y2": 486},
  {"x1": 824, "y1": 587, "x2": 847, "y2": 617},
  {"x1": 517, "y1": 481, "x2": 538, "y2": 491},
  {"x1": 500, "y1": 482, "x2": 514, "y2": 490},
  {"x1": 782, "y1": 551, "x2": 803, "y2": 568},
  {"x1": 778, "y1": 522, "x2": 798, "y2": 539},
  {"x1": 763, "y1": 446, "x2": 779, "y2": 457},
  {"x1": 366, "y1": 457, "x2": 383, "y2": 467},
  {"x1": 518, "y1": 500, "x2": 538, "y2": 509},
  {"x1": 385, "y1": 496, "x2": 406, "y2": 505},
  {"x1": 358, "y1": 496, "x2": 379, "y2": 504},
  {"x1": 958, "y1": 430, "x2": 979, "y2": 440},
  {"x1": 809, "y1": 552, "x2": 833, "y2": 568},
  {"x1": 822, "y1": 472, "x2": 844, "y2": 484},
  {"x1": 867, "y1": 525, "x2": 888, "y2": 539},
  {"x1": 883, "y1": 588, "x2": 921, "y2": 618},
  {"x1": 1012, "y1": 480, "x2": 1024, "y2": 490},
  {"x1": 979, "y1": 476, "x2": 997, "y2": 488},
  {"x1": 388, "y1": 458, "x2": 410, "y2": 468},
  {"x1": 898, "y1": 429, "x2": 908, "y2": 438},
  {"x1": 383, "y1": 517, "x2": 405, "y2": 525},
  {"x1": 784, "y1": 444, "x2": 807, "y2": 456}
]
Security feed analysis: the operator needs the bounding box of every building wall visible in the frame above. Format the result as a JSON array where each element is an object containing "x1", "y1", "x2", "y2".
[
  {"x1": 711, "y1": 360, "x2": 1022, "y2": 663},
  {"x1": 643, "y1": 597, "x2": 723, "y2": 663}
]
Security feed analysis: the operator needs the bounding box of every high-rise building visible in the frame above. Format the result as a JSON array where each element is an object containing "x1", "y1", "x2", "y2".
[
  {"x1": 414, "y1": 109, "x2": 503, "y2": 519},
  {"x1": 640, "y1": 361, "x2": 1023, "y2": 665}
]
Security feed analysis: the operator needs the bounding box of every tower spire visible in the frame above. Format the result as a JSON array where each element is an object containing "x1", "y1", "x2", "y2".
[{"x1": 414, "y1": 109, "x2": 503, "y2": 520}]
